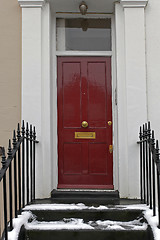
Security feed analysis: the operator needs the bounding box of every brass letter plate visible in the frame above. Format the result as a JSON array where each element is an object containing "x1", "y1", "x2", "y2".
[{"x1": 75, "y1": 132, "x2": 96, "y2": 139}]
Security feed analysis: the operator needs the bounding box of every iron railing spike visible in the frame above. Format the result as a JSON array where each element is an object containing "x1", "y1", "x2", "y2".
[{"x1": 8, "y1": 139, "x2": 12, "y2": 157}]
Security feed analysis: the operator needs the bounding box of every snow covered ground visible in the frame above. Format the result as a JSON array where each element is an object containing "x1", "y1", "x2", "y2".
[{"x1": 6, "y1": 203, "x2": 160, "y2": 240}]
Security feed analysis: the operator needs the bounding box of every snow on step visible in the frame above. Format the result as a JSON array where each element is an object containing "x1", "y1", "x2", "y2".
[
  {"x1": 24, "y1": 203, "x2": 149, "y2": 211},
  {"x1": 24, "y1": 203, "x2": 109, "y2": 211},
  {"x1": 8, "y1": 212, "x2": 32, "y2": 240},
  {"x1": 23, "y1": 203, "x2": 148, "y2": 231},
  {"x1": 26, "y1": 218, "x2": 94, "y2": 230},
  {"x1": 26, "y1": 217, "x2": 147, "y2": 231}
]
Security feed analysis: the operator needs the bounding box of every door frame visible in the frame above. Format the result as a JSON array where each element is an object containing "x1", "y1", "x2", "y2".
[
  {"x1": 51, "y1": 13, "x2": 118, "y2": 190},
  {"x1": 57, "y1": 56, "x2": 113, "y2": 189}
]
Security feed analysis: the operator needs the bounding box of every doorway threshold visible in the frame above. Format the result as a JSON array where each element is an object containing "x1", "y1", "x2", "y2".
[
  {"x1": 51, "y1": 189, "x2": 119, "y2": 205},
  {"x1": 56, "y1": 189, "x2": 116, "y2": 192}
]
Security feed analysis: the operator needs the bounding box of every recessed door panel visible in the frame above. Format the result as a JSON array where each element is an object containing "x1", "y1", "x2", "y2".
[
  {"x1": 63, "y1": 63, "x2": 81, "y2": 128},
  {"x1": 63, "y1": 143, "x2": 82, "y2": 174},
  {"x1": 89, "y1": 143, "x2": 107, "y2": 175},
  {"x1": 57, "y1": 57, "x2": 113, "y2": 189},
  {"x1": 88, "y1": 62, "x2": 107, "y2": 128}
]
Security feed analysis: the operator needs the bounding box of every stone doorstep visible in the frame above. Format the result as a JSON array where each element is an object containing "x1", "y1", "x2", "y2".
[
  {"x1": 23, "y1": 228, "x2": 152, "y2": 240},
  {"x1": 17, "y1": 200, "x2": 154, "y2": 240},
  {"x1": 24, "y1": 208, "x2": 144, "y2": 222}
]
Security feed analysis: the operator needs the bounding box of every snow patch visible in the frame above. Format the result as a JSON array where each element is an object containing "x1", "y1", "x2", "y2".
[
  {"x1": 117, "y1": 204, "x2": 160, "y2": 239},
  {"x1": 143, "y1": 208, "x2": 160, "y2": 240},
  {"x1": 124, "y1": 204, "x2": 160, "y2": 240},
  {"x1": 107, "y1": 224, "x2": 124, "y2": 230},
  {"x1": 121, "y1": 204, "x2": 147, "y2": 210},
  {"x1": 96, "y1": 218, "x2": 145, "y2": 227},
  {"x1": 26, "y1": 217, "x2": 146, "y2": 231},
  {"x1": 88, "y1": 218, "x2": 147, "y2": 230},
  {"x1": 26, "y1": 218, "x2": 94, "y2": 230},
  {"x1": 24, "y1": 203, "x2": 109, "y2": 211},
  {"x1": 7, "y1": 212, "x2": 33, "y2": 240}
]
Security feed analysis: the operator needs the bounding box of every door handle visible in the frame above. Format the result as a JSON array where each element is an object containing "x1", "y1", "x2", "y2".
[
  {"x1": 108, "y1": 121, "x2": 112, "y2": 126},
  {"x1": 81, "y1": 121, "x2": 88, "y2": 128}
]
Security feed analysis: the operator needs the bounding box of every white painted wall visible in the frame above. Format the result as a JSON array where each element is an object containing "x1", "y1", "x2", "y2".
[{"x1": 146, "y1": 0, "x2": 160, "y2": 141}]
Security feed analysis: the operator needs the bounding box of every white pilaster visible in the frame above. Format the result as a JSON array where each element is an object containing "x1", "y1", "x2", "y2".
[
  {"x1": 116, "y1": 0, "x2": 148, "y2": 198},
  {"x1": 19, "y1": 0, "x2": 52, "y2": 198},
  {"x1": 115, "y1": 3, "x2": 129, "y2": 197},
  {"x1": 18, "y1": 0, "x2": 45, "y2": 8},
  {"x1": 120, "y1": 0, "x2": 148, "y2": 8}
]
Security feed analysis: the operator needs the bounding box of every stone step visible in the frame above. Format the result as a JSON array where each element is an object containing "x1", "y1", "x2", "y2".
[
  {"x1": 20, "y1": 201, "x2": 154, "y2": 240},
  {"x1": 51, "y1": 190, "x2": 119, "y2": 204},
  {"x1": 24, "y1": 208, "x2": 144, "y2": 222},
  {"x1": 25, "y1": 228, "x2": 152, "y2": 240}
]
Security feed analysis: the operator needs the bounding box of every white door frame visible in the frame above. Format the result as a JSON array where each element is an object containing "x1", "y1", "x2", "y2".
[{"x1": 52, "y1": 13, "x2": 119, "y2": 191}]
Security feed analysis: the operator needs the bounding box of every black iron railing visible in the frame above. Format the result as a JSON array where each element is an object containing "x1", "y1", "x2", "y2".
[
  {"x1": 0, "y1": 121, "x2": 38, "y2": 240},
  {"x1": 138, "y1": 122, "x2": 160, "y2": 227}
]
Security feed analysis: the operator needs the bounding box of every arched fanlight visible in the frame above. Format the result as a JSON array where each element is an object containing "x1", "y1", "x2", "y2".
[{"x1": 79, "y1": 1, "x2": 88, "y2": 15}]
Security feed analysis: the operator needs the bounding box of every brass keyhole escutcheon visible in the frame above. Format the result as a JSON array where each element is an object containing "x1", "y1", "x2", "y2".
[
  {"x1": 82, "y1": 121, "x2": 88, "y2": 128},
  {"x1": 109, "y1": 145, "x2": 113, "y2": 154},
  {"x1": 108, "y1": 121, "x2": 112, "y2": 126}
]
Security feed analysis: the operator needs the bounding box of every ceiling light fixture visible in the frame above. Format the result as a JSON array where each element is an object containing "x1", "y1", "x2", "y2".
[{"x1": 79, "y1": 1, "x2": 88, "y2": 15}]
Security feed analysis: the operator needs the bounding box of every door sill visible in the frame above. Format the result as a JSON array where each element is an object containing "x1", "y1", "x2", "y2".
[
  {"x1": 57, "y1": 184, "x2": 114, "y2": 190},
  {"x1": 56, "y1": 189, "x2": 115, "y2": 192},
  {"x1": 51, "y1": 189, "x2": 119, "y2": 204}
]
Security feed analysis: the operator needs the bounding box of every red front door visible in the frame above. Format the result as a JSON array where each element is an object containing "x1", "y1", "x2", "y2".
[{"x1": 57, "y1": 57, "x2": 113, "y2": 189}]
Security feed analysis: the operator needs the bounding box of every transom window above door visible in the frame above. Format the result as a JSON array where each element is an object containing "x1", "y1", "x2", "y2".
[{"x1": 56, "y1": 18, "x2": 111, "y2": 51}]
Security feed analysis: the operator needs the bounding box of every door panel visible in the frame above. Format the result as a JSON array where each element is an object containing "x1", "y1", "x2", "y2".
[
  {"x1": 88, "y1": 62, "x2": 107, "y2": 128},
  {"x1": 63, "y1": 63, "x2": 81, "y2": 128},
  {"x1": 89, "y1": 143, "x2": 107, "y2": 174},
  {"x1": 63, "y1": 143, "x2": 82, "y2": 174},
  {"x1": 57, "y1": 57, "x2": 113, "y2": 189}
]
